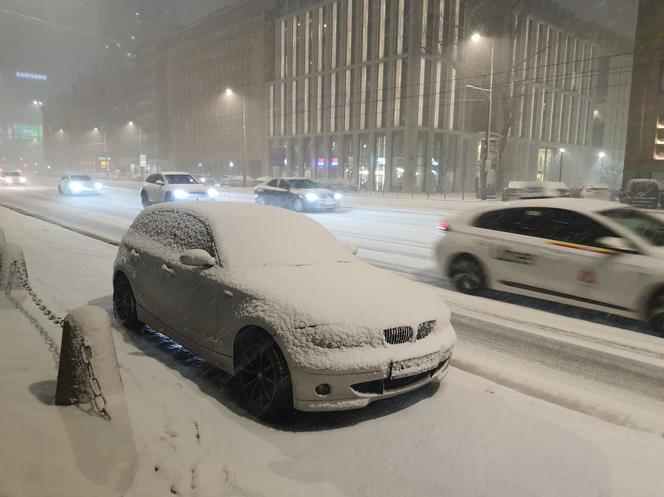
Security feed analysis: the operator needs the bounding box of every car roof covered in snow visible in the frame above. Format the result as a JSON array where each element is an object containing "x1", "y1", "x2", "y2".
[
  {"x1": 141, "y1": 202, "x2": 353, "y2": 266},
  {"x1": 160, "y1": 171, "x2": 195, "y2": 176}
]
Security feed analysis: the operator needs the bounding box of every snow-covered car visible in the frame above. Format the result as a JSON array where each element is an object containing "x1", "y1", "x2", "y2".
[
  {"x1": 254, "y1": 177, "x2": 341, "y2": 212},
  {"x1": 580, "y1": 183, "x2": 611, "y2": 200},
  {"x1": 140, "y1": 172, "x2": 219, "y2": 207},
  {"x1": 58, "y1": 174, "x2": 102, "y2": 195},
  {"x1": 113, "y1": 202, "x2": 455, "y2": 418},
  {"x1": 435, "y1": 198, "x2": 664, "y2": 336},
  {"x1": 0, "y1": 171, "x2": 27, "y2": 186},
  {"x1": 621, "y1": 179, "x2": 660, "y2": 209},
  {"x1": 501, "y1": 181, "x2": 570, "y2": 201}
]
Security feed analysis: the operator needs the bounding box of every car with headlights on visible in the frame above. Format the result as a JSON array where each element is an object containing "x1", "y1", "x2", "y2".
[
  {"x1": 113, "y1": 202, "x2": 455, "y2": 419},
  {"x1": 140, "y1": 172, "x2": 219, "y2": 207},
  {"x1": 58, "y1": 174, "x2": 102, "y2": 195},
  {"x1": 0, "y1": 171, "x2": 27, "y2": 187},
  {"x1": 436, "y1": 198, "x2": 664, "y2": 336},
  {"x1": 254, "y1": 177, "x2": 341, "y2": 212},
  {"x1": 501, "y1": 181, "x2": 570, "y2": 201}
]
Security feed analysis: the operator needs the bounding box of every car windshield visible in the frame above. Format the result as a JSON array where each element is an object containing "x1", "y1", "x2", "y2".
[
  {"x1": 70, "y1": 175, "x2": 91, "y2": 181},
  {"x1": 601, "y1": 209, "x2": 664, "y2": 246},
  {"x1": 4, "y1": 172, "x2": 21, "y2": 177},
  {"x1": 288, "y1": 179, "x2": 320, "y2": 189},
  {"x1": 165, "y1": 174, "x2": 198, "y2": 185}
]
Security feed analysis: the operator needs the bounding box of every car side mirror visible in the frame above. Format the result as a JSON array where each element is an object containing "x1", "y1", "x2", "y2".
[
  {"x1": 155, "y1": 179, "x2": 165, "y2": 186},
  {"x1": 180, "y1": 249, "x2": 216, "y2": 267},
  {"x1": 596, "y1": 236, "x2": 637, "y2": 254}
]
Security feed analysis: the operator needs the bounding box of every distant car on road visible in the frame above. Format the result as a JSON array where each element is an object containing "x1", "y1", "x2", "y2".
[
  {"x1": 0, "y1": 171, "x2": 27, "y2": 187},
  {"x1": 58, "y1": 174, "x2": 102, "y2": 195},
  {"x1": 195, "y1": 174, "x2": 221, "y2": 187},
  {"x1": 580, "y1": 183, "x2": 611, "y2": 201},
  {"x1": 621, "y1": 179, "x2": 659, "y2": 209},
  {"x1": 501, "y1": 181, "x2": 570, "y2": 201},
  {"x1": 140, "y1": 172, "x2": 219, "y2": 207},
  {"x1": 219, "y1": 175, "x2": 255, "y2": 187},
  {"x1": 113, "y1": 202, "x2": 456, "y2": 418},
  {"x1": 254, "y1": 177, "x2": 341, "y2": 212},
  {"x1": 435, "y1": 198, "x2": 664, "y2": 336}
]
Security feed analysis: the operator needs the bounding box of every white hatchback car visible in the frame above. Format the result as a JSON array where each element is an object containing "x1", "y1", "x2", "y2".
[
  {"x1": 581, "y1": 183, "x2": 611, "y2": 200},
  {"x1": 436, "y1": 199, "x2": 664, "y2": 335},
  {"x1": 140, "y1": 172, "x2": 219, "y2": 207},
  {"x1": 113, "y1": 203, "x2": 456, "y2": 418}
]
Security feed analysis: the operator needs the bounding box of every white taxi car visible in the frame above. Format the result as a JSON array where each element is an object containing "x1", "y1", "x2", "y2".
[
  {"x1": 114, "y1": 202, "x2": 456, "y2": 419},
  {"x1": 140, "y1": 172, "x2": 219, "y2": 207},
  {"x1": 436, "y1": 199, "x2": 664, "y2": 335}
]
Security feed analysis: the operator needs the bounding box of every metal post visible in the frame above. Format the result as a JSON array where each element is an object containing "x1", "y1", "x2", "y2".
[
  {"x1": 480, "y1": 39, "x2": 495, "y2": 201},
  {"x1": 241, "y1": 94, "x2": 247, "y2": 187},
  {"x1": 558, "y1": 152, "x2": 564, "y2": 182}
]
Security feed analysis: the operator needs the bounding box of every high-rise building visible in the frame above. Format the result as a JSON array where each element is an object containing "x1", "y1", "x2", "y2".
[{"x1": 623, "y1": 0, "x2": 664, "y2": 183}]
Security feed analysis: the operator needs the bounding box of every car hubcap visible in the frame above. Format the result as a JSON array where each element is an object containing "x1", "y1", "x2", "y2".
[
  {"x1": 453, "y1": 261, "x2": 481, "y2": 291},
  {"x1": 239, "y1": 345, "x2": 277, "y2": 411},
  {"x1": 113, "y1": 281, "x2": 133, "y2": 322}
]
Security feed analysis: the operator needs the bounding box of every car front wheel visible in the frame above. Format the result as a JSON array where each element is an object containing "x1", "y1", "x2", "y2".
[
  {"x1": 113, "y1": 274, "x2": 143, "y2": 331},
  {"x1": 647, "y1": 291, "x2": 664, "y2": 337},
  {"x1": 450, "y1": 255, "x2": 486, "y2": 295},
  {"x1": 235, "y1": 332, "x2": 292, "y2": 420},
  {"x1": 164, "y1": 192, "x2": 174, "y2": 202},
  {"x1": 292, "y1": 197, "x2": 305, "y2": 212},
  {"x1": 141, "y1": 191, "x2": 150, "y2": 208}
]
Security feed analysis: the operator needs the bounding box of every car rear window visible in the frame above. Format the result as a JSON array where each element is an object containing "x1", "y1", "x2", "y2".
[
  {"x1": 165, "y1": 174, "x2": 198, "y2": 185},
  {"x1": 601, "y1": 209, "x2": 664, "y2": 246},
  {"x1": 70, "y1": 175, "x2": 91, "y2": 181}
]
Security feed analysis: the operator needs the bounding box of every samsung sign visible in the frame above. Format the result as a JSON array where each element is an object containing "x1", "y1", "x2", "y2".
[{"x1": 16, "y1": 71, "x2": 48, "y2": 81}]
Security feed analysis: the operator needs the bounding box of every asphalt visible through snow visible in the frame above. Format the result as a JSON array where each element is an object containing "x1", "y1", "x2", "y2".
[{"x1": 1, "y1": 176, "x2": 663, "y2": 432}]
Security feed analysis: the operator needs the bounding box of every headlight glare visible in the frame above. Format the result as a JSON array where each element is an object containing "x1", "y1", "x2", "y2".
[
  {"x1": 333, "y1": 192, "x2": 342, "y2": 200},
  {"x1": 207, "y1": 187, "x2": 218, "y2": 198},
  {"x1": 173, "y1": 189, "x2": 189, "y2": 199},
  {"x1": 70, "y1": 181, "x2": 83, "y2": 193},
  {"x1": 94, "y1": 182, "x2": 102, "y2": 190},
  {"x1": 305, "y1": 192, "x2": 319, "y2": 202}
]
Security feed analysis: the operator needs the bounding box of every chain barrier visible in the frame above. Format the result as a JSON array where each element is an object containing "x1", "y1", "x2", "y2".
[
  {"x1": 3, "y1": 257, "x2": 110, "y2": 420},
  {"x1": 80, "y1": 341, "x2": 111, "y2": 420}
]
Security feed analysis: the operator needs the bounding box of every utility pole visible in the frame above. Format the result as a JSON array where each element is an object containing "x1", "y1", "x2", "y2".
[
  {"x1": 480, "y1": 38, "x2": 495, "y2": 201},
  {"x1": 241, "y1": 94, "x2": 247, "y2": 187}
]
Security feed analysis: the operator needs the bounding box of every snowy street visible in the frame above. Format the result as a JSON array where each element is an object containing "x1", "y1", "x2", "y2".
[{"x1": 1, "y1": 204, "x2": 664, "y2": 496}]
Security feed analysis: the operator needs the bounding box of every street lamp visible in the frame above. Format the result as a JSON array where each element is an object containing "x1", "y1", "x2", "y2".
[
  {"x1": 558, "y1": 148, "x2": 566, "y2": 182},
  {"x1": 598, "y1": 151, "x2": 606, "y2": 183},
  {"x1": 471, "y1": 32, "x2": 495, "y2": 201},
  {"x1": 224, "y1": 87, "x2": 248, "y2": 187}
]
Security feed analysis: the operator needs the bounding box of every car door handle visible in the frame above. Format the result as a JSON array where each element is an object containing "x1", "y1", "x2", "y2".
[
  {"x1": 160, "y1": 264, "x2": 175, "y2": 276},
  {"x1": 129, "y1": 249, "x2": 141, "y2": 260}
]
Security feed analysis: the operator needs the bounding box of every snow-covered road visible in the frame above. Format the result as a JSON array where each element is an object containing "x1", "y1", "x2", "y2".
[
  {"x1": 1, "y1": 177, "x2": 664, "y2": 434},
  {"x1": 1, "y1": 206, "x2": 664, "y2": 497}
]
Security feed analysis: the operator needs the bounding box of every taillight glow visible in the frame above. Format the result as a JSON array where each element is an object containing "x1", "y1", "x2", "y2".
[{"x1": 436, "y1": 220, "x2": 451, "y2": 231}]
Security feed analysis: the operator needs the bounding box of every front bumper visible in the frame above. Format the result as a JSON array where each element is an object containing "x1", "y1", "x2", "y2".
[
  {"x1": 305, "y1": 198, "x2": 340, "y2": 210},
  {"x1": 292, "y1": 348, "x2": 453, "y2": 412}
]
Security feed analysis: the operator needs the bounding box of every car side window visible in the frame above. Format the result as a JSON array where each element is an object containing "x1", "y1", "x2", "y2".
[
  {"x1": 130, "y1": 211, "x2": 216, "y2": 257},
  {"x1": 541, "y1": 209, "x2": 618, "y2": 247},
  {"x1": 267, "y1": 179, "x2": 279, "y2": 187},
  {"x1": 155, "y1": 174, "x2": 164, "y2": 183},
  {"x1": 279, "y1": 179, "x2": 290, "y2": 190},
  {"x1": 474, "y1": 209, "x2": 525, "y2": 233},
  {"x1": 146, "y1": 174, "x2": 155, "y2": 183}
]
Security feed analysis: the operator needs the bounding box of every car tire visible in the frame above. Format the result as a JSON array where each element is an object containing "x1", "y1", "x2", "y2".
[
  {"x1": 292, "y1": 197, "x2": 305, "y2": 212},
  {"x1": 141, "y1": 191, "x2": 150, "y2": 208},
  {"x1": 235, "y1": 332, "x2": 293, "y2": 420},
  {"x1": 449, "y1": 255, "x2": 486, "y2": 295},
  {"x1": 113, "y1": 273, "x2": 143, "y2": 332},
  {"x1": 647, "y1": 291, "x2": 664, "y2": 337},
  {"x1": 164, "y1": 192, "x2": 174, "y2": 202}
]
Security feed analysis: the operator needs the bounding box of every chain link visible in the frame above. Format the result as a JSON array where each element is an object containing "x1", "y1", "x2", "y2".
[{"x1": 80, "y1": 342, "x2": 111, "y2": 420}]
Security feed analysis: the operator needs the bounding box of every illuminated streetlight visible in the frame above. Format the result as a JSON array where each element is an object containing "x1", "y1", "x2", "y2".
[
  {"x1": 598, "y1": 151, "x2": 606, "y2": 159},
  {"x1": 471, "y1": 32, "x2": 482, "y2": 43},
  {"x1": 225, "y1": 87, "x2": 233, "y2": 96},
  {"x1": 559, "y1": 148, "x2": 566, "y2": 153}
]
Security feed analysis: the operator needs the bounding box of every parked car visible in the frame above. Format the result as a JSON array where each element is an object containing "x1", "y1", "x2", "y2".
[
  {"x1": 140, "y1": 172, "x2": 219, "y2": 207},
  {"x1": 58, "y1": 174, "x2": 102, "y2": 195},
  {"x1": 255, "y1": 176, "x2": 272, "y2": 185},
  {"x1": 621, "y1": 179, "x2": 660, "y2": 209},
  {"x1": 0, "y1": 171, "x2": 27, "y2": 186},
  {"x1": 580, "y1": 183, "x2": 611, "y2": 200},
  {"x1": 435, "y1": 198, "x2": 664, "y2": 335},
  {"x1": 501, "y1": 181, "x2": 570, "y2": 201},
  {"x1": 254, "y1": 177, "x2": 341, "y2": 211},
  {"x1": 113, "y1": 202, "x2": 456, "y2": 418}
]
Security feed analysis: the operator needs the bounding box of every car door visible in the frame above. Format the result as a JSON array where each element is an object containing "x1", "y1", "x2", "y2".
[
  {"x1": 277, "y1": 179, "x2": 291, "y2": 207},
  {"x1": 261, "y1": 178, "x2": 280, "y2": 205},
  {"x1": 149, "y1": 174, "x2": 165, "y2": 202},
  {"x1": 155, "y1": 211, "x2": 222, "y2": 351}
]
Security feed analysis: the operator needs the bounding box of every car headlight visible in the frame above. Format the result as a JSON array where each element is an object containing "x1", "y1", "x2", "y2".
[
  {"x1": 94, "y1": 182, "x2": 102, "y2": 190},
  {"x1": 19, "y1": 177, "x2": 26, "y2": 184},
  {"x1": 305, "y1": 192, "x2": 319, "y2": 202},
  {"x1": 173, "y1": 189, "x2": 189, "y2": 199},
  {"x1": 333, "y1": 192, "x2": 342, "y2": 200},
  {"x1": 70, "y1": 181, "x2": 83, "y2": 193},
  {"x1": 207, "y1": 187, "x2": 218, "y2": 198}
]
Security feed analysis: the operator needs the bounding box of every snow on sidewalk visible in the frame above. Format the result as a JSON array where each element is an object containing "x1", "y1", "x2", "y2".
[{"x1": 2, "y1": 206, "x2": 664, "y2": 497}]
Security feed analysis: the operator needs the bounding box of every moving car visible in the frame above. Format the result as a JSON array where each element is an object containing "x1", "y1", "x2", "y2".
[
  {"x1": 140, "y1": 172, "x2": 219, "y2": 207},
  {"x1": 580, "y1": 183, "x2": 611, "y2": 200},
  {"x1": 58, "y1": 174, "x2": 102, "y2": 195},
  {"x1": 254, "y1": 177, "x2": 341, "y2": 212},
  {"x1": 501, "y1": 181, "x2": 570, "y2": 201},
  {"x1": 621, "y1": 179, "x2": 659, "y2": 209},
  {"x1": 0, "y1": 171, "x2": 27, "y2": 186},
  {"x1": 435, "y1": 198, "x2": 664, "y2": 335},
  {"x1": 113, "y1": 203, "x2": 455, "y2": 418}
]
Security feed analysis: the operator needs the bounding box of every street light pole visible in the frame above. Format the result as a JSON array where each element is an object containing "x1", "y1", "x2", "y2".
[
  {"x1": 558, "y1": 149, "x2": 565, "y2": 182},
  {"x1": 241, "y1": 93, "x2": 247, "y2": 188},
  {"x1": 480, "y1": 38, "x2": 495, "y2": 201}
]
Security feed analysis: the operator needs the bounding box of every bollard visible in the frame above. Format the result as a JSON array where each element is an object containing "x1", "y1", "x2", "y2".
[
  {"x1": 55, "y1": 306, "x2": 124, "y2": 418},
  {"x1": 0, "y1": 242, "x2": 26, "y2": 291}
]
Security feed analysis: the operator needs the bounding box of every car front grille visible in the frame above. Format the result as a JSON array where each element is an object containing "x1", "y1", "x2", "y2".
[
  {"x1": 351, "y1": 359, "x2": 450, "y2": 395},
  {"x1": 384, "y1": 326, "x2": 413, "y2": 344},
  {"x1": 416, "y1": 320, "x2": 436, "y2": 340}
]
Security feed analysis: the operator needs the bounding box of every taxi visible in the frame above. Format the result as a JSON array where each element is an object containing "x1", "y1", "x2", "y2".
[{"x1": 435, "y1": 198, "x2": 664, "y2": 335}]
